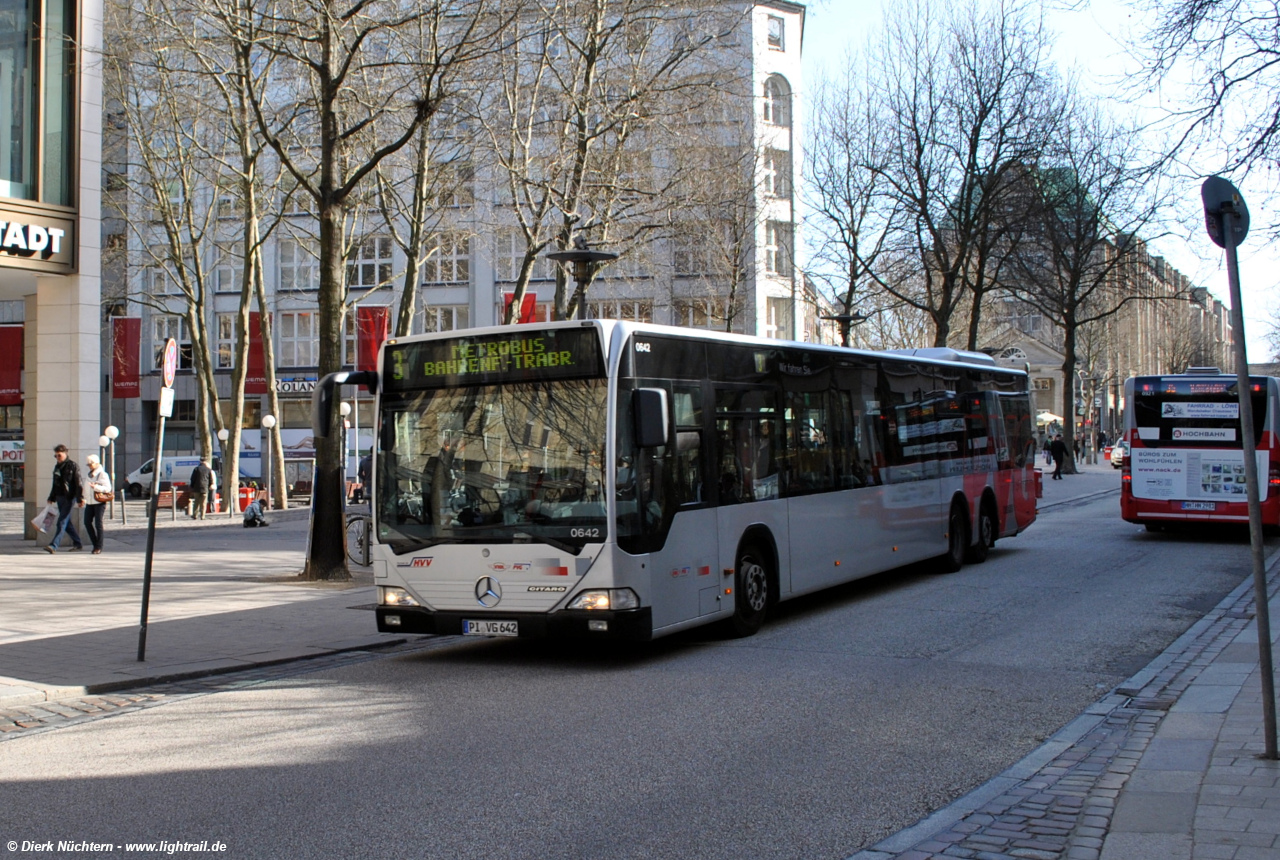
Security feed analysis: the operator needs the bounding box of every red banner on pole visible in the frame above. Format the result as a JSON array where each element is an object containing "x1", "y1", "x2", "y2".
[
  {"x1": 503, "y1": 293, "x2": 537, "y2": 324},
  {"x1": 246, "y1": 311, "x2": 267, "y2": 394},
  {"x1": 0, "y1": 325, "x2": 21, "y2": 405},
  {"x1": 357, "y1": 306, "x2": 389, "y2": 372},
  {"x1": 111, "y1": 317, "x2": 140, "y2": 400}
]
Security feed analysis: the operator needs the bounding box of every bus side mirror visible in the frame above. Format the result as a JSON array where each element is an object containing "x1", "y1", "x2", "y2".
[
  {"x1": 633, "y1": 388, "x2": 669, "y2": 448},
  {"x1": 312, "y1": 371, "x2": 379, "y2": 437}
]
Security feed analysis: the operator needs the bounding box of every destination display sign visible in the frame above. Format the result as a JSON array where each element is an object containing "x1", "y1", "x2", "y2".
[
  {"x1": 384, "y1": 327, "x2": 605, "y2": 391},
  {"x1": 1161, "y1": 401, "x2": 1238, "y2": 419},
  {"x1": 1136, "y1": 377, "x2": 1267, "y2": 396}
]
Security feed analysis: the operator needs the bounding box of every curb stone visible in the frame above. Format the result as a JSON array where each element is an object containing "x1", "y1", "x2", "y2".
[{"x1": 847, "y1": 548, "x2": 1280, "y2": 860}]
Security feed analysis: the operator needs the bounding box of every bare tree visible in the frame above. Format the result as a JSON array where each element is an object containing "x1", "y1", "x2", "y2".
[
  {"x1": 475, "y1": 0, "x2": 742, "y2": 323},
  {"x1": 1142, "y1": 0, "x2": 1280, "y2": 231},
  {"x1": 870, "y1": 0, "x2": 1061, "y2": 348},
  {"x1": 1003, "y1": 103, "x2": 1175, "y2": 472},
  {"x1": 805, "y1": 48, "x2": 899, "y2": 346},
  {"x1": 244, "y1": 0, "x2": 508, "y2": 580}
]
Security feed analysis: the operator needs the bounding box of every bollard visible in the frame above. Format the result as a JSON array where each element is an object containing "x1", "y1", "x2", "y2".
[
  {"x1": 119, "y1": 489, "x2": 127, "y2": 526},
  {"x1": 171, "y1": 489, "x2": 177, "y2": 521}
]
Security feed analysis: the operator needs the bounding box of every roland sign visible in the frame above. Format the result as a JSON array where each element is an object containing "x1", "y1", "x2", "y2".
[{"x1": 276, "y1": 379, "x2": 317, "y2": 394}]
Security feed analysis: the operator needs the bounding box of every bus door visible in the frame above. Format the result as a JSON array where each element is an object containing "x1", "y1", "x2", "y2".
[
  {"x1": 619, "y1": 380, "x2": 718, "y2": 629},
  {"x1": 714, "y1": 385, "x2": 790, "y2": 598}
]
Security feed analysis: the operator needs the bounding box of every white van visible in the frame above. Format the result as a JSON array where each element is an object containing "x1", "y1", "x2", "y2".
[{"x1": 124, "y1": 457, "x2": 208, "y2": 498}]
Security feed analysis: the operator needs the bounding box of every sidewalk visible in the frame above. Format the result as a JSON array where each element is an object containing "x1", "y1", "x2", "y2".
[
  {"x1": 0, "y1": 499, "x2": 400, "y2": 707},
  {"x1": 853, "y1": 464, "x2": 1280, "y2": 860}
]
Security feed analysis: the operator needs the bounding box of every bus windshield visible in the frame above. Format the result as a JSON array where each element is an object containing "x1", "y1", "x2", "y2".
[
  {"x1": 376, "y1": 379, "x2": 608, "y2": 554},
  {"x1": 1133, "y1": 377, "x2": 1266, "y2": 448}
]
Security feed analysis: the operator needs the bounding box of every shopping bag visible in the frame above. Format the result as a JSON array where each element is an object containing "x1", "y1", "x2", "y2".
[{"x1": 30, "y1": 502, "x2": 58, "y2": 534}]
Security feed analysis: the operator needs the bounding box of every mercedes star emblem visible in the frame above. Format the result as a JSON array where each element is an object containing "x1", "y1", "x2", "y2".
[{"x1": 475, "y1": 576, "x2": 502, "y2": 607}]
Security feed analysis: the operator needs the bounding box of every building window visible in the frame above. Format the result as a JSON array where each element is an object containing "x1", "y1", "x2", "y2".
[
  {"x1": 765, "y1": 296, "x2": 792, "y2": 340},
  {"x1": 215, "y1": 187, "x2": 242, "y2": 220},
  {"x1": 0, "y1": 404, "x2": 23, "y2": 429},
  {"x1": 145, "y1": 245, "x2": 177, "y2": 295},
  {"x1": 764, "y1": 149, "x2": 791, "y2": 198},
  {"x1": 281, "y1": 180, "x2": 313, "y2": 215},
  {"x1": 495, "y1": 232, "x2": 554, "y2": 282},
  {"x1": 346, "y1": 237, "x2": 393, "y2": 291},
  {"x1": 425, "y1": 305, "x2": 470, "y2": 332},
  {"x1": 279, "y1": 237, "x2": 318, "y2": 291},
  {"x1": 764, "y1": 221, "x2": 792, "y2": 276},
  {"x1": 673, "y1": 233, "x2": 714, "y2": 277},
  {"x1": 1033, "y1": 377, "x2": 1053, "y2": 391},
  {"x1": 152, "y1": 315, "x2": 193, "y2": 369},
  {"x1": 215, "y1": 313, "x2": 235, "y2": 369},
  {"x1": 423, "y1": 233, "x2": 470, "y2": 285},
  {"x1": 763, "y1": 76, "x2": 791, "y2": 128},
  {"x1": 0, "y1": 0, "x2": 75, "y2": 204},
  {"x1": 432, "y1": 161, "x2": 474, "y2": 208},
  {"x1": 213, "y1": 248, "x2": 241, "y2": 293},
  {"x1": 279, "y1": 311, "x2": 318, "y2": 367},
  {"x1": 766, "y1": 15, "x2": 785, "y2": 50},
  {"x1": 588, "y1": 300, "x2": 653, "y2": 322},
  {"x1": 673, "y1": 298, "x2": 731, "y2": 330}
]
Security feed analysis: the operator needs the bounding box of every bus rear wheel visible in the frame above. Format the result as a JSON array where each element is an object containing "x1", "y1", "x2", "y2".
[
  {"x1": 938, "y1": 503, "x2": 967, "y2": 574},
  {"x1": 966, "y1": 502, "x2": 995, "y2": 564},
  {"x1": 730, "y1": 544, "x2": 770, "y2": 637}
]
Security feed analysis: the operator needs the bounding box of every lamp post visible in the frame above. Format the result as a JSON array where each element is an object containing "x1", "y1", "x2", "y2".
[
  {"x1": 820, "y1": 311, "x2": 867, "y2": 347},
  {"x1": 261, "y1": 414, "x2": 276, "y2": 510},
  {"x1": 104, "y1": 425, "x2": 119, "y2": 520},
  {"x1": 339, "y1": 401, "x2": 352, "y2": 505},
  {"x1": 546, "y1": 243, "x2": 618, "y2": 320},
  {"x1": 217, "y1": 428, "x2": 233, "y2": 517}
]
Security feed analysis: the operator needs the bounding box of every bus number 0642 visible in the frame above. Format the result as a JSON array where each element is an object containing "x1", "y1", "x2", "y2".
[{"x1": 570, "y1": 528, "x2": 600, "y2": 538}]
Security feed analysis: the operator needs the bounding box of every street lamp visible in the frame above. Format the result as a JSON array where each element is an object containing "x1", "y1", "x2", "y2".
[
  {"x1": 820, "y1": 311, "x2": 867, "y2": 347},
  {"x1": 104, "y1": 425, "x2": 119, "y2": 520},
  {"x1": 546, "y1": 243, "x2": 618, "y2": 321},
  {"x1": 339, "y1": 401, "x2": 352, "y2": 504},
  {"x1": 261, "y1": 414, "x2": 276, "y2": 510},
  {"x1": 217, "y1": 428, "x2": 234, "y2": 517}
]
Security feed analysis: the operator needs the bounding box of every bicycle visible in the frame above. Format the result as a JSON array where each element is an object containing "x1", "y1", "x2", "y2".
[{"x1": 345, "y1": 514, "x2": 370, "y2": 566}]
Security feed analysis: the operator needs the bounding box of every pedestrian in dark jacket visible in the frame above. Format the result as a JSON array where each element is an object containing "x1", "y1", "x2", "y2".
[
  {"x1": 1050, "y1": 434, "x2": 1067, "y2": 480},
  {"x1": 189, "y1": 460, "x2": 213, "y2": 519},
  {"x1": 45, "y1": 444, "x2": 84, "y2": 553}
]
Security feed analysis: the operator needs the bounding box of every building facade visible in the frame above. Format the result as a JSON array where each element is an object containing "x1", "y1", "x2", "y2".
[
  {"x1": 0, "y1": 0, "x2": 104, "y2": 532},
  {"x1": 103, "y1": 1, "x2": 807, "y2": 480}
]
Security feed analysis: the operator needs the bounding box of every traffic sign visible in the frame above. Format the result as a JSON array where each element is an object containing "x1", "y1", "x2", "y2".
[
  {"x1": 162, "y1": 338, "x2": 177, "y2": 388},
  {"x1": 1201, "y1": 176, "x2": 1250, "y2": 249}
]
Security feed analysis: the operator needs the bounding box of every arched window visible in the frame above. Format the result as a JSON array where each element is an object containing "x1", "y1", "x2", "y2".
[
  {"x1": 762, "y1": 76, "x2": 791, "y2": 128},
  {"x1": 999, "y1": 347, "x2": 1027, "y2": 361}
]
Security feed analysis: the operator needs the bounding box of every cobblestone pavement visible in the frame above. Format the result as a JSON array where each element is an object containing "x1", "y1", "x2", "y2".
[{"x1": 851, "y1": 560, "x2": 1280, "y2": 860}]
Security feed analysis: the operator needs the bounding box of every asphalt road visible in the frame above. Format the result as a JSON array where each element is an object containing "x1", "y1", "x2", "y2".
[{"x1": 0, "y1": 491, "x2": 1263, "y2": 860}]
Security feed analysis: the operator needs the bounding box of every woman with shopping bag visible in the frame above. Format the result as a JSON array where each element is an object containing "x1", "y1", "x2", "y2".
[{"x1": 83, "y1": 454, "x2": 112, "y2": 554}]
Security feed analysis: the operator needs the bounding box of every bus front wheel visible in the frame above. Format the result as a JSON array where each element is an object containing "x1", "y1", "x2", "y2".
[{"x1": 730, "y1": 544, "x2": 770, "y2": 637}]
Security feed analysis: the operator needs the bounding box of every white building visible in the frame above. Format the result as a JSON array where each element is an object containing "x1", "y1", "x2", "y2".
[{"x1": 104, "y1": 1, "x2": 807, "y2": 476}]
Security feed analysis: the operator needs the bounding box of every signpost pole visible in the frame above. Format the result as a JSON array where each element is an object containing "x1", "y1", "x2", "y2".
[
  {"x1": 1203, "y1": 176, "x2": 1277, "y2": 759},
  {"x1": 138, "y1": 339, "x2": 178, "y2": 662}
]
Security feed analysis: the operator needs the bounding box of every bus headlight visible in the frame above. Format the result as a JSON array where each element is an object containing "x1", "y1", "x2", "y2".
[
  {"x1": 379, "y1": 586, "x2": 419, "y2": 607},
  {"x1": 567, "y1": 588, "x2": 640, "y2": 611}
]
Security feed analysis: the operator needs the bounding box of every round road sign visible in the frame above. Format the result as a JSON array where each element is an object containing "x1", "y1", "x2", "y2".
[{"x1": 162, "y1": 338, "x2": 178, "y2": 388}]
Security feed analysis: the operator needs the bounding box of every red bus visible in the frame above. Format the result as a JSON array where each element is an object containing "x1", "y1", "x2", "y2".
[{"x1": 1120, "y1": 369, "x2": 1280, "y2": 531}]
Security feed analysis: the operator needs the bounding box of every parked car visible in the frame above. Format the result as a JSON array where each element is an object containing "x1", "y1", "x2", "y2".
[{"x1": 1110, "y1": 441, "x2": 1129, "y2": 469}]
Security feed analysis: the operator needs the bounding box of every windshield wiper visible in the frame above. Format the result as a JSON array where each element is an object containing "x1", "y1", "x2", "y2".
[{"x1": 512, "y1": 531, "x2": 580, "y2": 555}]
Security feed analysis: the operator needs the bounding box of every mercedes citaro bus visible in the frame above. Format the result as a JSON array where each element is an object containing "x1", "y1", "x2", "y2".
[{"x1": 313, "y1": 320, "x2": 1039, "y2": 641}]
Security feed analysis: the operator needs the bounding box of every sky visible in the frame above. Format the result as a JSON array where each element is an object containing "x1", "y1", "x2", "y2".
[{"x1": 798, "y1": 0, "x2": 1278, "y2": 362}]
